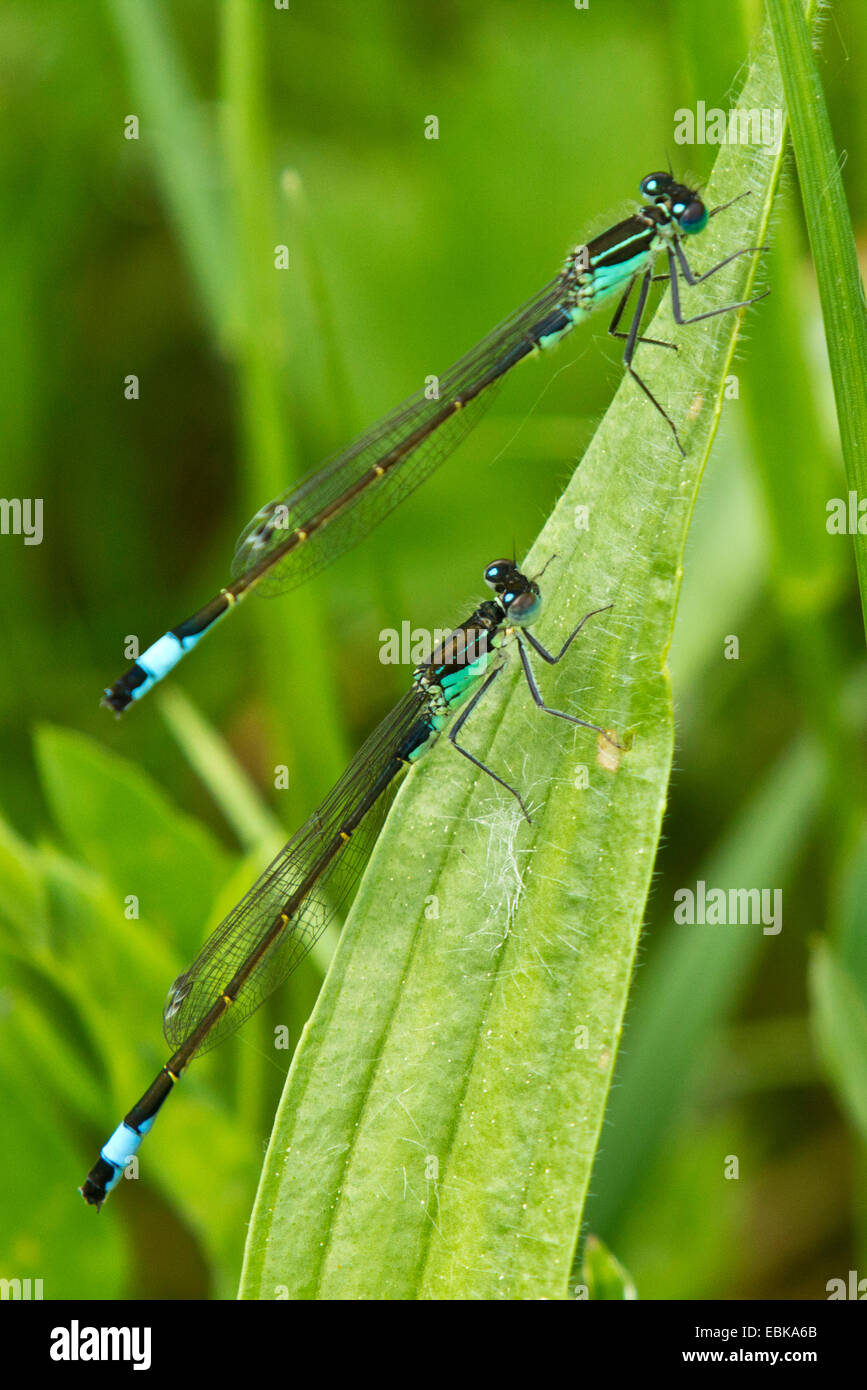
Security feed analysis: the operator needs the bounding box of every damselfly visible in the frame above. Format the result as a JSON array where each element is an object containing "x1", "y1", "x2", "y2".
[
  {"x1": 104, "y1": 171, "x2": 765, "y2": 715},
  {"x1": 81, "y1": 559, "x2": 617, "y2": 1207}
]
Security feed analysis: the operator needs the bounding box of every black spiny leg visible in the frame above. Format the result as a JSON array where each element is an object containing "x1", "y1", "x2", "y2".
[
  {"x1": 448, "y1": 665, "x2": 531, "y2": 823},
  {"x1": 674, "y1": 238, "x2": 767, "y2": 288},
  {"x1": 517, "y1": 634, "x2": 622, "y2": 749},
  {"x1": 608, "y1": 279, "x2": 678, "y2": 352},
  {"x1": 521, "y1": 604, "x2": 614, "y2": 665},
  {"x1": 667, "y1": 243, "x2": 769, "y2": 326},
  {"x1": 617, "y1": 268, "x2": 685, "y2": 456},
  {"x1": 707, "y1": 189, "x2": 753, "y2": 219}
]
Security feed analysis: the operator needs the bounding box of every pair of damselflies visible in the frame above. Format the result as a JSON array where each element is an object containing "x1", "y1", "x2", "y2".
[
  {"x1": 82, "y1": 171, "x2": 766, "y2": 1206},
  {"x1": 103, "y1": 172, "x2": 765, "y2": 716},
  {"x1": 82, "y1": 559, "x2": 617, "y2": 1206}
]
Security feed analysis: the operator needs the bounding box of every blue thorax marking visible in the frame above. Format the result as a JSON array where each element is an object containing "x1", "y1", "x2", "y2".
[
  {"x1": 439, "y1": 651, "x2": 490, "y2": 705},
  {"x1": 587, "y1": 249, "x2": 653, "y2": 299},
  {"x1": 405, "y1": 645, "x2": 498, "y2": 763},
  {"x1": 589, "y1": 229, "x2": 654, "y2": 269}
]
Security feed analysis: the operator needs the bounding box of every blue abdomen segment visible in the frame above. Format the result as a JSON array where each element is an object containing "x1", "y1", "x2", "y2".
[
  {"x1": 100, "y1": 1118, "x2": 154, "y2": 1188},
  {"x1": 81, "y1": 1062, "x2": 177, "y2": 1207},
  {"x1": 129, "y1": 628, "x2": 208, "y2": 697},
  {"x1": 534, "y1": 305, "x2": 579, "y2": 353},
  {"x1": 103, "y1": 591, "x2": 234, "y2": 714},
  {"x1": 405, "y1": 715, "x2": 442, "y2": 764},
  {"x1": 79, "y1": 1115, "x2": 156, "y2": 1208}
]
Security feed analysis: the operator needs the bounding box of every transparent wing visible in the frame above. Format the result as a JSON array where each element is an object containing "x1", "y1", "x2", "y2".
[
  {"x1": 163, "y1": 687, "x2": 429, "y2": 1056},
  {"x1": 231, "y1": 270, "x2": 573, "y2": 596}
]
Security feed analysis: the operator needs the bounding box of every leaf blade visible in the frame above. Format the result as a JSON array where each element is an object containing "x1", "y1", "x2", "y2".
[{"x1": 240, "y1": 17, "x2": 803, "y2": 1301}]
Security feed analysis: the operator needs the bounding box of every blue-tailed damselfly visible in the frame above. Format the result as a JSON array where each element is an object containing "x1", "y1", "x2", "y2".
[
  {"x1": 82, "y1": 558, "x2": 617, "y2": 1207},
  {"x1": 104, "y1": 172, "x2": 764, "y2": 714}
]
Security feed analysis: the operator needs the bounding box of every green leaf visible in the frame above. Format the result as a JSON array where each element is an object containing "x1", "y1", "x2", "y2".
[
  {"x1": 34, "y1": 725, "x2": 230, "y2": 952},
  {"x1": 613, "y1": 1114, "x2": 748, "y2": 1299},
  {"x1": 809, "y1": 939, "x2": 867, "y2": 1146},
  {"x1": 0, "y1": 810, "x2": 48, "y2": 945},
  {"x1": 0, "y1": 1043, "x2": 126, "y2": 1299},
  {"x1": 587, "y1": 734, "x2": 824, "y2": 1238},
  {"x1": 669, "y1": 433, "x2": 766, "y2": 691},
  {"x1": 239, "y1": 16, "x2": 799, "y2": 1302}
]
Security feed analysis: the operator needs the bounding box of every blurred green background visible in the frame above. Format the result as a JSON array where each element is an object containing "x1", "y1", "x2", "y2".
[{"x1": 1, "y1": 0, "x2": 865, "y2": 1299}]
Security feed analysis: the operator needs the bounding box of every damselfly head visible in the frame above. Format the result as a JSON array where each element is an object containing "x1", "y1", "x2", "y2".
[{"x1": 640, "y1": 171, "x2": 708, "y2": 235}]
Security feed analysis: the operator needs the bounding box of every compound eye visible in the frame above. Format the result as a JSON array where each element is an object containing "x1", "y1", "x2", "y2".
[
  {"x1": 678, "y1": 198, "x2": 708, "y2": 232},
  {"x1": 506, "y1": 591, "x2": 541, "y2": 625},
  {"x1": 640, "y1": 171, "x2": 670, "y2": 199},
  {"x1": 484, "y1": 559, "x2": 516, "y2": 591}
]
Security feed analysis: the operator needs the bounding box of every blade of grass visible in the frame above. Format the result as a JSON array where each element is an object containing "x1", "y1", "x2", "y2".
[
  {"x1": 669, "y1": 431, "x2": 766, "y2": 690},
  {"x1": 834, "y1": 818, "x2": 867, "y2": 993},
  {"x1": 239, "y1": 16, "x2": 801, "y2": 1301},
  {"x1": 219, "y1": 0, "x2": 346, "y2": 793},
  {"x1": 766, "y1": 0, "x2": 867, "y2": 643},
  {"x1": 106, "y1": 0, "x2": 231, "y2": 335},
  {"x1": 157, "y1": 687, "x2": 283, "y2": 853},
  {"x1": 579, "y1": 1235, "x2": 637, "y2": 1301},
  {"x1": 585, "y1": 733, "x2": 825, "y2": 1238},
  {"x1": 809, "y1": 939, "x2": 867, "y2": 1146},
  {"x1": 742, "y1": 211, "x2": 852, "y2": 791}
]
